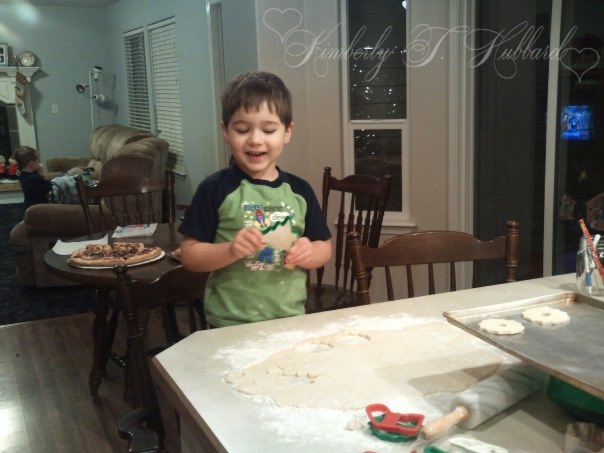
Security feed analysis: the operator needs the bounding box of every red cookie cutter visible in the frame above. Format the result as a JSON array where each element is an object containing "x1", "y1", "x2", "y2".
[{"x1": 365, "y1": 403, "x2": 425, "y2": 437}]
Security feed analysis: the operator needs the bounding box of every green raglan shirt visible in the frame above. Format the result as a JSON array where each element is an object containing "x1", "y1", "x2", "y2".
[{"x1": 179, "y1": 164, "x2": 331, "y2": 327}]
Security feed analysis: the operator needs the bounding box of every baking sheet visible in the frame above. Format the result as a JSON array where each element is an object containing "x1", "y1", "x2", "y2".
[{"x1": 444, "y1": 291, "x2": 604, "y2": 400}]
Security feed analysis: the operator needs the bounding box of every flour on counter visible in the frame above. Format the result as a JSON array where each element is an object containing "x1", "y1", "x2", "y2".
[
  {"x1": 213, "y1": 313, "x2": 435, "y2": 369},
  {"x1": 222, "y1": 319, "x2": 504, "y2": 410}
]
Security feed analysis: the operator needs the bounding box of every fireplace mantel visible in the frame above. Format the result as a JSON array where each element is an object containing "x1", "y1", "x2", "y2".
[{"x1": 0, "y1": 66, "x2": 40, "y2": 149}]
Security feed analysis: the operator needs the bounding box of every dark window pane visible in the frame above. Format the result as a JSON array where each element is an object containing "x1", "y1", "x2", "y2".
[
  {"x1": 354, "y1": 129, "x2": 402, "y2": 211},
  {"x1": 347, "y1": 0, "x2": 407, "y2": 120}
]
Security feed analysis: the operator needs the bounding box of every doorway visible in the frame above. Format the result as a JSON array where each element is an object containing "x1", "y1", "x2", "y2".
[
  {"x1": 549, "y1": 0, "x2": 604, "y2": 275},
  {"x1": 473, "y1": 0, "x2": 604, "y2": 280},
  {"x1": 474, "y1": 0, "x2": 550, "y2": 282}
]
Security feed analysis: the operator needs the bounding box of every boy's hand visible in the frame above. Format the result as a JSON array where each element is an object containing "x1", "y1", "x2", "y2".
[
  {"x1": 229, "y1": 227, "x2": 265, "y2": 259},
  {"x1": 284, "y1": 237, "x2": 313, "y2": 268}
]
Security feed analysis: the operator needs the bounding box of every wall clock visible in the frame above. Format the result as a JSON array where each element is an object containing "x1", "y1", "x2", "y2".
[{"x1": 18, "y1": 51, "x2": 36, "y2": 67}]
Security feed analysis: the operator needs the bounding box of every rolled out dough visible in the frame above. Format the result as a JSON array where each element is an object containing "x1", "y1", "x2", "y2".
[{"x1": 225, "y1": 321, "x2": 503, "y2": 410}]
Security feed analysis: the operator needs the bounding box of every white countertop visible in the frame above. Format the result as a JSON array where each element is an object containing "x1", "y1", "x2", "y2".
[{"x1": 152, "y1": 274, "x2": 584, "y2": 453}]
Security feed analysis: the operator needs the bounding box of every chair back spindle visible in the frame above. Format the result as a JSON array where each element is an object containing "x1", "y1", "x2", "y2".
[{"x1": 306, "y1": 166, "x2": 391, "y2": 313}]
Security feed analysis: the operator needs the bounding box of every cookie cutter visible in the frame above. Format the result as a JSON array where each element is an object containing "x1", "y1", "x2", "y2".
[{"x1": 366, "y1": 403, "x2": 425, "y2": 440}]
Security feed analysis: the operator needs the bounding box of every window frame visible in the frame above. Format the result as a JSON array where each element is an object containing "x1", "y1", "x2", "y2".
[
  {"x1": 340, "y1": 0, "x2": 411, "y2": 223},
  {"x1": 123, "y1": 17, "x2": 186, "y2": 176}
]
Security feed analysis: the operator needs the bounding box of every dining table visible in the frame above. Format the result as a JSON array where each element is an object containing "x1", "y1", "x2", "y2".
[
  {"x1": 150, "y1": 273, "x2": 604, "y2": 453},
  {"x1": 44, "y1": 223, "x2": 183, "y2": 395}
]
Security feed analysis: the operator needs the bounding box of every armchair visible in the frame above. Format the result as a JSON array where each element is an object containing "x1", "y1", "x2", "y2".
[{"x1": 9, "y1": 124, "x2": 169, "y2": 287}]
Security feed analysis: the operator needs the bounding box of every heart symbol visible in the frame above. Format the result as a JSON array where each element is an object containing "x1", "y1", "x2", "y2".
[
  {"x1": 263, "y1": 8, "x2": 303, "y2": 42},
  {"x1": 560, "y1": 48, "x2": 600, "y2": 82}
]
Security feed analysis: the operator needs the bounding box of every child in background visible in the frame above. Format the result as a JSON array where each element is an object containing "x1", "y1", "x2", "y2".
[
  {"x1": 179, "y1": 71, "x2": 332, "y2": 327},
  {"x1": 12, "y1": 146, "x2": 52, "y2": 210}
]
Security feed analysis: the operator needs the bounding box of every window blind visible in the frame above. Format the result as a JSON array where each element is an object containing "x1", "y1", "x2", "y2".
[
  {"x1": 123, "y1": 30, "x2": 151, "y2": 131},
  {"x1": 149, "y1": 19, "x2": 186, "y2": 176}
]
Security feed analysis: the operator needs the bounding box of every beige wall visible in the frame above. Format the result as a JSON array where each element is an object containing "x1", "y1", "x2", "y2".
[
  {"x1": 407, "y1": 1, "x2": 451, "y2": 233},
  {"x1": 255, "y1": 0, "x2": 343, "y2": 193}
]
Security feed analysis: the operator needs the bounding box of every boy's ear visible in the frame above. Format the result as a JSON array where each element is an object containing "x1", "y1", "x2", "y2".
[
  {"x1": 220, "y1": 121, "x2": 229, "y2": 142},
  {"x1": 284, "y1": 122, "x2": 294, "y2": 144}
]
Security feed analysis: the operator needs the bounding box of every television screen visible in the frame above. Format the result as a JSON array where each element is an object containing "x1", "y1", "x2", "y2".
[{"x1": 560, "y1": 105, "x2": 595, "y2": 140}]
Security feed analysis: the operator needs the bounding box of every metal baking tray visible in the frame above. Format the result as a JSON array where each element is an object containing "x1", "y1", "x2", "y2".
[{"x1": 444, "y1": 291, "x2": 604, "y2": 400}]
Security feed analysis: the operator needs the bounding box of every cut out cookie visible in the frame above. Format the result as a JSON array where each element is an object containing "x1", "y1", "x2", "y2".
[
  {"x1": 478, "y1": 318, "x2": 525, "y2": 335},
  {"x1": 522, "y1": 306, "x2": 570, "y2": 326}
]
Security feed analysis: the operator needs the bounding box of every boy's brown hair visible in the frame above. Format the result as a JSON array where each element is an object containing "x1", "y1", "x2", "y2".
[
  {"x1": 12, "y1": 146, "x2": 39, "y2": 170},
  {"x1": 221, "y1": 71, "x2": 292, "y2": 128}
]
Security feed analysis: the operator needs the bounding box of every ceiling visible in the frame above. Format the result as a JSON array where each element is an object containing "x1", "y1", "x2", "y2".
[{"x1": 0, "y1": 0, "x2": 118, "y2": 7}]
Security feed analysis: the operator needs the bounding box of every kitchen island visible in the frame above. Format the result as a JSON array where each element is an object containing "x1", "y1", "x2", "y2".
[{"x1": 151, "y1": 274, "x2": 591, "y2": 452}]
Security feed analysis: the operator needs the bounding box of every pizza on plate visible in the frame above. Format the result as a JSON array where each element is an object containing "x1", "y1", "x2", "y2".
[{"x1": 68, "y1": 242, "x2": 162, "y2": 267}]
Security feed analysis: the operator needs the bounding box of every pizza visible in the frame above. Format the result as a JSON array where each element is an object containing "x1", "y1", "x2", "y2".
[{"x1": 68, "y1": 242, "x2": 162, "y2": 267}]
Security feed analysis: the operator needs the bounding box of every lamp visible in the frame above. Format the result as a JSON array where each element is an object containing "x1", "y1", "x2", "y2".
[
  {"x1": 92, "y1": 94, "x2": 106, "y2": 104},
  {"x1": 88, "y1": 65, "x2": 106, "y2": 129},
  {"x1": 92, "y1": 65, "x2": 103, "y2": 81}
]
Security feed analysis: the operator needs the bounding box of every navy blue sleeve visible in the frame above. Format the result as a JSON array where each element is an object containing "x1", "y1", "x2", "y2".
[
  {"x1": 178, "y1": 175, "x2": 221, "y2": 243},
  {"x1": 284, "y1": 173, "x2": 331, "y2": 242}
]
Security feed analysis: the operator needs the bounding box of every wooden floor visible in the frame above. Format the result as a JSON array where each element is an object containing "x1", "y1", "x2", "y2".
[{"x1": 0, "y1": 306, "x2": 191, "y2": 453}]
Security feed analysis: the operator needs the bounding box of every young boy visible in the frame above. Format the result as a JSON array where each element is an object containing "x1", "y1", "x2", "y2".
[
  {"x1": 179, "y1": 71, "x2": 332, "y2": 327},
  {"x1": 12, "y1": 146, "x2": 52, "y2": 210}
]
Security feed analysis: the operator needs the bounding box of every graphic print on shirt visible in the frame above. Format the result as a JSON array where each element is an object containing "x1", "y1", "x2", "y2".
[{"x1": 243, "y1": 201, "x2": 301, "y2": 271}]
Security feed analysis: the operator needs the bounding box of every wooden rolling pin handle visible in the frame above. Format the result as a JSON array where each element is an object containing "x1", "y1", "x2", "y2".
[{"x1": 421, "y1": 405, "x2": 469, "y2": 440}]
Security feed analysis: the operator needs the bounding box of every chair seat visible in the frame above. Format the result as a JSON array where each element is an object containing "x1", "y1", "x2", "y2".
[{"x1": 305, "y1": 285, "x2": 359, "y2": 313}]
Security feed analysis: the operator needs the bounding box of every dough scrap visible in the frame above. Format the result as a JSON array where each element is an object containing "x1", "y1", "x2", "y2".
[
  {"x1": 522, "y1": 306, "x2": 570, "y2": 326},
  {"x1": 225, "y1": 321, "x2": 503, "y2": 410},
  {"x1": 478, "y1": 318, "x2": 525, "y2": 335}
]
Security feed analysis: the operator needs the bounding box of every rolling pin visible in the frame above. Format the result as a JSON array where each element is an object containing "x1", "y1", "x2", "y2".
[{"x1": 422, "y1": 364, "x2": 548, "y2": 440}]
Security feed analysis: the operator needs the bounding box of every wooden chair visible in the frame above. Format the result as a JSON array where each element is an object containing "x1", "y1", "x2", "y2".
[
  {"x1": 117, "y1": 408, "x2": 162, "y2": 453},
  {"x1": 75, "y1": 169, "x2": 202, "y2": 395},
  {"x1": 75, "y1": 169, "x2": 175, "y2": 233},
  {"x1": 113, "y1": 264, "x2": 209, "y2": 449},
  {"x1": 348, "y1": 220, "x2": 520, "y2": 304},
  {"x1": 305, "y1": 166, "x2": 392, "y2": 313}
]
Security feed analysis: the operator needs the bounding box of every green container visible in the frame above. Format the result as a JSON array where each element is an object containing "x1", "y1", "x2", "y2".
[{"x1": 547, "y1": 376, "x2": 604, "y2": 425}]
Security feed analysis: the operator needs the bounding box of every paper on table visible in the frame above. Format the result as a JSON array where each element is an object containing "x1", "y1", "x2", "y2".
[
  {"x1": 52, "y1": 234, "x2": 109, "y2": 255},
  {"x1": 112, "y1": 223, "x2": 158, "y2": 238}
]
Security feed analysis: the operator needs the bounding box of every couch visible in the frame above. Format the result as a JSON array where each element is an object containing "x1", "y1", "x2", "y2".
[{"x1": 9, "y1": 124, "x2": 169, "y2": 287}]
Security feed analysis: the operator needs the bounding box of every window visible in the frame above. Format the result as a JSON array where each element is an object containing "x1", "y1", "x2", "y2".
[
  {"x1": 343, "y1": 0, "x2": 407, "y2": 215},
  {"x1": 123, "y1": 18, "x2": 186, "y2": 175}
]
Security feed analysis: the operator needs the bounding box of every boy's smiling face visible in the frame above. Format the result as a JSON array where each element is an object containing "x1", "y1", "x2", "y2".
[{"x1": 221, "y1": 101, "x2": 293, "y2": 181}]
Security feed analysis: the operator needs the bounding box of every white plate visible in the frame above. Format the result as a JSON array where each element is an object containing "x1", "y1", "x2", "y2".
[{"x1": 68, "y1": 251, "x2": 165, "y2": 269}]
